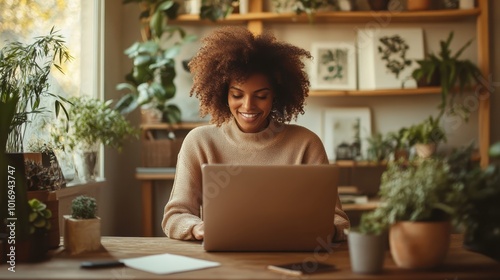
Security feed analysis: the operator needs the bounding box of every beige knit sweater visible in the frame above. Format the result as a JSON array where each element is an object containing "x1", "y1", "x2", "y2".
[{"x1": 162, "y1": 119, "x2": 350, "y2": 241}]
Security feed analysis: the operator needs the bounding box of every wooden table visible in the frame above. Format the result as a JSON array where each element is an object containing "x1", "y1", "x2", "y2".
[{"x1": 3, "y1": 235, "x2": 499, "y2": 280}]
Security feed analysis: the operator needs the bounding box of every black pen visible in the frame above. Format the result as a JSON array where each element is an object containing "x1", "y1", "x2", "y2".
[{"x1": 80, "y1": 260, "x2": 125, "y2": 269}]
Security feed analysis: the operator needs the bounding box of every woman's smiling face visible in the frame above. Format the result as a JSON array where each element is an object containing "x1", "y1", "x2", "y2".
[{"x1": 227, "y1": 73, "x2": 275, "y2": 133}]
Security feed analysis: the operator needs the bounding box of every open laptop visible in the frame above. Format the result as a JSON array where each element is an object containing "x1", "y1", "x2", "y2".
[{"x1": 201, "y1": 164, "x2": 338, "y2": 252}]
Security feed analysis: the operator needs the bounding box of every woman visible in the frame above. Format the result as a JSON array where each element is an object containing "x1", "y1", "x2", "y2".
[{"x1": 162, "y1": 26, "x2": 350, "y2": 242}]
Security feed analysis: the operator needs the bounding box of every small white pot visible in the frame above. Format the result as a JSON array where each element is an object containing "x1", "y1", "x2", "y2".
[{"x1": 348, "y1": 230, "x2": 386, "y2": 274}]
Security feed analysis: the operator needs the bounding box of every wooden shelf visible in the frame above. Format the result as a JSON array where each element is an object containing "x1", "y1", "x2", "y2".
[
  {"x1": 171, "y1": 8, "x2": 480, "y2": 24},
  {"x1": 309, "y1": 87, "x2": 441, "y2": 97}
]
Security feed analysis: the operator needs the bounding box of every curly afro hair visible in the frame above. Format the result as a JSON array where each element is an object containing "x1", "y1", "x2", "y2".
[{"x1": 188, "y1": 26, "x2": 312, "y2": 126}]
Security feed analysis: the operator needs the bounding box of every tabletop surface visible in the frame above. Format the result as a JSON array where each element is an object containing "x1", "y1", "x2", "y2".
[{"x1": 2, "y1": 234, "x2": 500, "y2": 280}]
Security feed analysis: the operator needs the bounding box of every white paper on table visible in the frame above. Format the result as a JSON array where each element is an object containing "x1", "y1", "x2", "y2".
[{"x1": 120, "y1": 253, "x2": 220, "y2": 275}]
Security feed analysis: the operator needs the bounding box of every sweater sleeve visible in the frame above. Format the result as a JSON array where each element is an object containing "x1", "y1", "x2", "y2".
[
  {"x1": 161, "y1": 131, "x2": 204, "y2": 240},
  {"x1": 301, "y1": 129, "x2": 351, "y2": 242}
]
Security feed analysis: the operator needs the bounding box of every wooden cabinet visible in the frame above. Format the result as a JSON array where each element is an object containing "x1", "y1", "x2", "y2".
[{"x1": 171, "y1": 0, "x2": 491, "y2": 166}]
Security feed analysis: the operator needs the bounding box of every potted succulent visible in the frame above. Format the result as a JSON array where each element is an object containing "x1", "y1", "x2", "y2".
[
  {"x1": 403, "y1": 115, "x2": 447, "y2": 158},
  {"x1": 377, "y1": 158, "x2": 460, "y2": 269},
  {"x1": 51, "y1": 96, "x2": 137, "y2": 182},
  {"x1": 63, "y1": 195, "x2": 101, "y2": 255},
  {"x1": 116, "y1": 0, "x2": 196, "y2": 124},
  {"x1": 410, "y1": 31, "x2": 482, "y2": 120},
  {"x1": 346, "y1": 209, "x2": 388, "y2": 274}
]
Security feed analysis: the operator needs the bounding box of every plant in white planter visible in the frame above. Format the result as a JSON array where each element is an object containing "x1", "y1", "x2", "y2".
[
  {"x1": 63, "y1": 195, "x2": 101, "y2": 255},
  {"x1": 346, "y1": 209, "x2": 388, "y2": 274},
  {"x1": 51, "y1": 96, "x2": 137, "y2": 181},
  {"x1": 403, "y1": 115, "x2": 447, "y2": 159}
]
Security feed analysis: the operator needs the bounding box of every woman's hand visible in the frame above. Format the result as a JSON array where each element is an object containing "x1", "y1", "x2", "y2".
[{"x1": 192, "y1": 222, "x2": 204, "y2": 240}]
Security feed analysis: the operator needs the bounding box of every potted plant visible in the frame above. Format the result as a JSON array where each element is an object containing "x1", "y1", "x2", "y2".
[
  {"x1": 116, "y1": 0, "x2": 196, "y2": 124},
  {"x1": 366, "y1": 133, "x2": 392, "y2": 163},
  {"x1": 0, "y1": 29, "x2": 71, "y2": 253},
  {"x1": 51, "y1": 96, "x2": 137, "y2": 182},
  {"x1": 200, "y1": 0, "x2": 238, "y2": 21},
  {"x1": 386, "y1": 127, "x2": 410, "y2": 161},
  {"x1": 346, "y1": 209, "x2": 388, "y2": 274},
  {"x1": 446, "y1": 142, "x2": 500, "y2": 261},
  {"x1": 14, "y1": 198, "x2": 52, "y2": 262},
  {"x1": 63, "y1": 195, "x2": 101, "y2": 255},
  {"x1": 403, "y1": 115, "x2": 447, "y2": 158},
  {"x1": 274, "y1": 0, "x2": 335, "y2": 23},
  {"x1": 410, "y1": 31, "x2": 482, "y2": 120},
  {"x1": 376, "y1": 158, "x2": 459, "y2": 269}
]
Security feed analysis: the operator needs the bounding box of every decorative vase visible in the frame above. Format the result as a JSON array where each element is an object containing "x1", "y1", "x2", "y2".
[
  {"x1": 63, "y1": 215, "x2": 102, "y2": 255},
  {"x1": 184, "y1": 0, "x2": 201, "y2": 14},
  {"x1": 414, "y1": 143, "x2": 437, "y2": 158},
  {"x1": 140, "y1": 106, "x2": 162, "y2": 124},
  {"x1": 239, "y1": 0, "x2": 249, "y2": 14},
  {"x1": 389, "y1": 221, "x2": 451, "y2": 269},
  {"x1": 406, "y1": 0, "x2": 431, "y2": 11},
  {"x1": 348, "y1": 230, "x2": 387, "y2": 274},
  {"x1": 73, "y1": 148, "x2": 98, "y2": 182}
]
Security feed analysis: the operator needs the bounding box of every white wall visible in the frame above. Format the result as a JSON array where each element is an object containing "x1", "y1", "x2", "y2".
[{"x1": 102, "y1": 3, "x2": 500, "y2": 236}]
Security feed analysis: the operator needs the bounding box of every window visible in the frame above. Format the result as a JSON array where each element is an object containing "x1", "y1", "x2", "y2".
[{"x1": 0, "y1": 0, "x2": 104, "y2": 181}]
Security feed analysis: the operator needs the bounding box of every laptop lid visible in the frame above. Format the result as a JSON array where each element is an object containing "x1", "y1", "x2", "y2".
[{"x1": 202, "y1": 164, "x2": 338, "y2": 252}]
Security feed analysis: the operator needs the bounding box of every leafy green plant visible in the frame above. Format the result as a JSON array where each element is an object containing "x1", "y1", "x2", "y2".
[
  {"x1": 51, "y1": 96, "x2": 138, "y2": 152},
  {"x1": 403, "y1": 115, "x2": 446, "y2": 146},
  {"x1": 116, "y1": 0, "x2": 196, "y2": 124},
  {"x1": 0, "y1": 28, "x2": 72, "y2": 153},
  {"x1": 273, "y1": 0, "x2": 335, "y2": 23},
  {"x1": 445, "y1": 143, "x2": 500, "y2": 260},
  {"x1": 366, "y1": 133, "x2": 392, "y2": 162},
  {"x1": 71, "y1": 195, "x2": 97, "y2": 219},
  {"x1": 377, "y1": 158, "x2": 458, "y2": 223},
  {"x1": 28, "y1": 198, "x2": 52, "y2": 235},
  {"x1": 410, "y1": 31, "x2": 482, "y2": 120},
  {"x1": 356, "y1": 208, "x2": 388, "y2": 235},
  {"x1": 200, "y1": 0, "x2": 237, "y2": 22}
]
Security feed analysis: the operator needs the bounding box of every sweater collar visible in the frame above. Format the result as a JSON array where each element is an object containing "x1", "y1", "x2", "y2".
[{"x1": 222, "y1": 118, "x2": 287, "y2": 149}]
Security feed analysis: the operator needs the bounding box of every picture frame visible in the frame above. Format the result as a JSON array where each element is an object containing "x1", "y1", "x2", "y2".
[
  {"x1": 310, "y1": 42, "x2": 356, "y2": 90},
  {"x1": 357, "y1": 28, "x2": 424, "y2": 90},
  {"x1": 322, "y1": 108, "x2": 372, "y2": 161}
]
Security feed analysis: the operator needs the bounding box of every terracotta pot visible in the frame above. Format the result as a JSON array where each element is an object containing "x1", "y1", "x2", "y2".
[
  {"x1": 407, "y1": 0, "x2": 431, "y2": 11},
  {"x1": 390, "y1": 221, "x2": 451, "y2": 269}
]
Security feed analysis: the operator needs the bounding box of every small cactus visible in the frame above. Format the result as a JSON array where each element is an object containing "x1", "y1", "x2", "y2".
[{"x1": 71, "y1": 195, "x2": 97, "y2": 219}]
